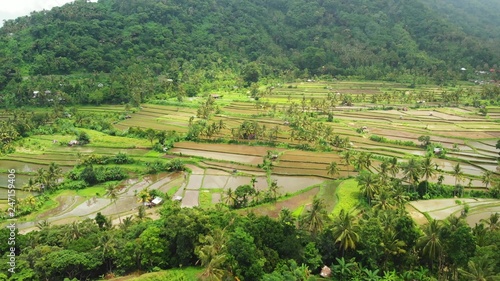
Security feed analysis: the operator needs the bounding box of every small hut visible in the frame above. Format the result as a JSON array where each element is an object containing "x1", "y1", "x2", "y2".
[
  {"x1": 320, "y1": 266, "x2": 332, "y2": 278},
  {"x1": 151, "y1": 197, "x2": 163, "y2": 206}
]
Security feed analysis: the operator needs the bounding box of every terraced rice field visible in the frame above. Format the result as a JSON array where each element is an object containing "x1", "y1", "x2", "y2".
[
  {"x1": 408, "y1": 198, "x2": 500, "y2": 226},
  {"x1": 4, "y1": 80, "x2": 499, "y2": 232}
]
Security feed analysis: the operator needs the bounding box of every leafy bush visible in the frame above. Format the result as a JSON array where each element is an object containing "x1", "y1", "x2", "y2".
[{"x1": 58, "y1": 180, "x2": 88, "y2": 190}]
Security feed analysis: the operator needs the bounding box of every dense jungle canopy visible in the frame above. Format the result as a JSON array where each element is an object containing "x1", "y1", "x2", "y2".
[{"x1": 0, "y1": 0, "x2": 500, "y2": 106}]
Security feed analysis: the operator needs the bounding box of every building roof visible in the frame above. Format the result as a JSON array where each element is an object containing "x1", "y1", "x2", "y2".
[
  {"x1": 320, "y1": 266, "x2": 332, "y2": 277},
  {"x1": 151, "y1": 197, "x2": 163, "y2": 205}
]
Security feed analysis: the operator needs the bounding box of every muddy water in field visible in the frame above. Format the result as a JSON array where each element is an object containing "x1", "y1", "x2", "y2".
[
  {"x1": 270, "y1": 176, "x2": 325, "y2": 194},
  {"x1": 201, "y1": 175, "x2": 229, "y2": 189},
  {"x1": 0, "y1": 161, "x2": 53, "y2": 173},
  {"x1": 181, "y1": 190, "x2": 199, "y2": 207},
  {"x1": 186, "y1": 175, "x2": 204, "y2": 189},
  {"x1": 225, "y1": 176, "x2": 252, "y2": 190},
  {"x1": 171, "y1": 148, "x2": 262, "y2": 164},
  {"x1": 433, "y1": 159, "x2": 485, "y2": 176}
]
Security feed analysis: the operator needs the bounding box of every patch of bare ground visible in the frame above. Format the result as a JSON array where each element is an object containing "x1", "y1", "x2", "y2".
[
  {"x1": 174, "y1": 141, "x2": 285, "y2": 156},
  {"x1": 241, "y1": 187, "x2": 320, "y2": 218}
]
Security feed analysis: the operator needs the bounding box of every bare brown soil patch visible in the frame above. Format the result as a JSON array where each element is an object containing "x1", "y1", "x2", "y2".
[{"x1": 241, "y1": 187, "x2": 320, "y2": 218}]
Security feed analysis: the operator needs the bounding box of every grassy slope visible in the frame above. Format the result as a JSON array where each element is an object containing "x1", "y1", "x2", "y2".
[
  {"x1": 331, "y1": 179, "x2": 361, "y2": 217},
  {"x1": 105, "y1": 267, "x2": 202, "y2": 281}
]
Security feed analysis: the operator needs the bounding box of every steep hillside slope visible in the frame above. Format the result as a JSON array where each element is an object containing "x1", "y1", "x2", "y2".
[{"x1": 0, "y1": 0, "x2": 499, "y2": 105}]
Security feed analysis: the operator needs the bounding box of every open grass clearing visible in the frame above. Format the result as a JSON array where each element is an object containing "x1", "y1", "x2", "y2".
[
  {"x1": 331, "y1": 179, "x2": 361, "y2": 217},
  {"x1": 105, "y1": 267, "x2": 201, "y2": 281}
]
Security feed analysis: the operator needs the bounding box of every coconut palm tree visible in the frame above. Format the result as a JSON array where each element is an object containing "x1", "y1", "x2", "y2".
[
  {"x1": 420, "y1": 156, "x2": 437, "y2": 194},
  {"x1": 458, "y1": 260, "x2": 500, "y2": 281},
  {"x1": 36, "y1": 220, "x2": 51, "y2": 230},
  {"x1": 332, "y1": 209, "x2": 359, "y2": 257},
  {"x1": 268, "y1": 180, "x2": 281, "y2": 201},
  {"x1": 357, "y1": 171, "x2": 379, "y2": 205},
  {"x1": 378, "y1": 160, "x2": 390, "y2": 185},
  {"x1": 106, "y1": 183, "x2": 121, "y2": 223},
  {"x1": 373, "y1": 189, "x2": 395, "y2": 212},
  {"x1": 120, "y1": 216, "x2": 134, "y2": 231},
  {"x1": 223, "y1": 188, "x2": 236, "y2": 208},
  {"x1": 402, "y1": 158, "x2": 422, "y2": 192},
  {"x1": 250, "y1": 177, "x2": 257, "y2": 189},
  {"x1": 97, "y1": 232, "x2": 117, "y2": 273},
  {"x1": 327, "y1": 162, "x2": 340, "y2": 178},
  {"x1": 341, "y1": 150, "x2": 355, "y2": 177},
  {"x1": 418, "y1": 219, "x2": 443, "y2": 271},
  {"x1": 392, "y1": 185, "x2": 410, "y2": 209},
  {"x1": 22, "y1": 178, "x2": 37, "y2": 193},
  {"x1": 278, "y1": 208, "x2": 295, "y2": 226},
  {"x1": 482, "y1": 170, "x2": 493, "y2": 189},
  {"x1": 355, "y1": 152, "x2": 373, "y2": 172},
  {"x1": 480, "y1": 212, "x2": 500, "y2": 231},
  {"x1": 63, "y1": 221, "x2": 82, "y2": 244},
  {"x1": 388, "y1": 157, "x2": 400, "y2": 178},
  {"x1": 35, "y1": 168, "x2": 48, "y2": 192},
  {"x1": 196, "y1": 228, "x2": 228, "y2": 281},
  {"x1": 300, "y1": 197, "x2": 327, "y2": 236},
  {"x1": 452, "y1": 163, "x2": 465, "y2": 186}
]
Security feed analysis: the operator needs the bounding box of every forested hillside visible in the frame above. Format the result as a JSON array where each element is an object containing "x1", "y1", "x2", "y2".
[
  {"x1": 420, "y1": 0, "x2": 500, "y2": 41},
  {"x1": 0, "y1": 0, "x2": 499, "y2": 106}
]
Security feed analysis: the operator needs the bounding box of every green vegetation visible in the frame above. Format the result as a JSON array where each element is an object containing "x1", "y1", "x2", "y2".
[
  {"x1": 331, "y1": 179, "x2": 361, "y2": 216},
  {"x1": 0, "y1": 0, "x2": 499, "y2": 280},
  {"x1": 1, "y1": 0, "x2": 500, "y2": 107}
]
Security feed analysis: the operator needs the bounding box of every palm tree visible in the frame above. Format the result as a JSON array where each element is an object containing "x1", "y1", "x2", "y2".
[
  {"x1": 480, "y1": 212, "x2": 500, "y2": 231},
  {"x1": 378, "y1": 160, "x2": 390, "y2": 185},
  {"x1": 300, "y1": 198, "x2": 327, "y2": 236},
  {"x1": 327, "y1": 162, "x2": 340, "y2": 178},
  {"x1": 268, "y1": 180, "x2": 281, "y2": 201},
  {"x1": 278, "y1": 208, "x2": 295, "y2": 226},
  {"x1": 341, "y1": 150, "x2": 355, "y2": 177},
  {"x1": 458, "y1": 260, "x2": 500, "y2": 281},
  {"x1": 47, "y1": 162, "x2": 63, "y2": 189},
  {"x1": 452, "y1": 163, "x2": 465, "y2": 186},
  {"x1": 332, "y1": 209, "x2": 359, "y2": 256},
  {"x1": 196, "y1": 228, "x2": 228, "y2": 281},
  {"x1": 380, "y1": 229, "x2": 406, "y2": 268},
  {"x1": 402, "y1": 158, "x2": 422, "y2": 192},
  {"x1": 22, "y1": 178, "x2": 37, "y2": 193},
  {"x1": 482, "y1": 170, "x2": 493, "y2": 189},
  {"x1": 223, "y1": 188, "x2": 234, "y2": 207},
  {"x1": 355, "y1": 152, "x2": 373, "y2": 172},
  {"x1": 106, "y1": 183, "x2": 121, "y2": 223},
  {"x1": 120, "y1": 216, "x2": 134, "y2": 230},
  {"x1": 357, "y1": 171, "x2": 379, "y2": 205},
  {"x1": 417, "y1": 219, "x2": 443, "y2": 270},
  {"x1": 420, "y1": 156, "x2": 437, "y2": 194},
  {"x1": 373, "y1": 189, "x2": 395, "y2": 212},
  {"x1": 35, "y1": 220, "x2": 51, "y2": 231},
  {"x1": 250, "y1": 177, "x2": 257, "y2": 189},
  {"x1": 388, "y1": 157, "x2": 400, "y2": 178},
  {"x1": 392, "y1": 185, "x2": 410, "y2": 209},
  {"x1": 421, "y1": 156, "x2": 437, "y2": 182},
  {"x1": 97, "y1": 232, "x2": 117, "y2": 273},
  {"x1": 35, "y1": 168, "x2": 48, "y2": 192}
]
